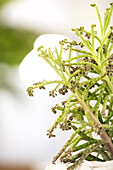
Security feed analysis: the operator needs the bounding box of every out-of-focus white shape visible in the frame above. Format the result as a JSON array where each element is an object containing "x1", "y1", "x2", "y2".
[
  {"x1": 45, "y1": 160, "x2": 113, "y2": 170},
  {"x1": 45, "y1": 164, "x2": 67, "y2": 170},
  {"x1": 1, "y1": 0, "x2": 113, "y2": 36},
  {"x1": 19, "y1": 34, "x2": 75, "y2": 87}
]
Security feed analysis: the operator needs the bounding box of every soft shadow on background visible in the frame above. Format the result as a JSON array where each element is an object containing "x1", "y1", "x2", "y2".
[{"x1": 0, "y1": 0, "x2": 113, "y2": 170}]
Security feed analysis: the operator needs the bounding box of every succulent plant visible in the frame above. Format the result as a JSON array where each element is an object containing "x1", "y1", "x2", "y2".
[{"x1": 27, "y1": 3, "x2": 113, "y2": 170}]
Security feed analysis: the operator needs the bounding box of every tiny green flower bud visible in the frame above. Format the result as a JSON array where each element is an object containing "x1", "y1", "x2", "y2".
[
  {"x1": 110, "y1": 2, "x2": 113, "y2": 6},
  {"x1": 90, "y1": 4, "x2": 96, "y2": 7},
  {"x1": 72, "y1": 40, "x2": 78, "y2": 46},
  {"x1": 71, "y1": 28, "x2": 76, "y2": 32},
  {"x1": 106, "y1": 8, "x2": 110, "y2": 12},
  {"x1": 110, "y1": 26, "x2": 113, "y2": 30},
  {"x1": 37, "y1": 45, "x2": 43, "y2": 51},
  {"x1": 91, "y1": 24, "x2": 96, "y2": 28}
]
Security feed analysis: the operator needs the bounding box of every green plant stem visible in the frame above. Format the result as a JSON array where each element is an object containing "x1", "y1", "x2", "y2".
[
  {"x1": 64, "y1": 95, "x2": 74, "y2": 121},
  {"x1": 98, "y1": 149, "x2": 110, "y2": 160},
  {"x1": 67, "y1": 142, "x2": 101, "y2": 170},
  {"x1": 107, "y1": 43, "x2": 113, "y2": 58},
  {"x1": 32, "y1": 80, "x2": 64, "y2": 89},
  {"x1": 103, "y1": 124, "x2": 113, "y2": 130},
  {"x1": 68, "y1": 45, "x2": 72, "y2": 76},
  {"x1": 104, "y1": 75, "x2": 113, "y2": 93},
  {"x1": 48, "y1": 111, "x2": 64, "y2": 134},
  {"x1": 73, "y1": 139, "x2": 100, "y2": 152},
  {"x1": 72, "y1": 48, "x2": 92, "y2": 55},
  {"x1": 52, "y1": 126, "x2": 84, "y2": 164},
  {"x1": 59, "y1": 45, "x2": 68, "y2": 83},
  {"x1": 84, "y1": 30, "x2": 101, "y2": 43},
  {"x1": 72, "y1": 90, "x2": 113, "y2": 159},
  {"x1": 95, "y1": 5, "x2": 103, "y2": 38},
  {"x1": 66, "y1": 61, "x2": 100, "y2": 72},
  {"x1": 65, "y1": 54, "x2": 93, "y2": 62}
]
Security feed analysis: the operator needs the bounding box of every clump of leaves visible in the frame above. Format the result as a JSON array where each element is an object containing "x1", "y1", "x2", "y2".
[{"x1": 27, "y1": 3, "x2": 113, "y2": 170}]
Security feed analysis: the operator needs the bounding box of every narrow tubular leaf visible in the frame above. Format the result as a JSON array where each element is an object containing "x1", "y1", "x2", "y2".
[
  {"x1": 70, "y1": 136, "x2": 82, "y2": 149},
  {"x1": 93, "y1": 81, "x2": 106, "y2": 116},
  {"x1": 64, "y1": 95, "x2": 74, "y2": 121},
  {"x1": 68, "y1": 68, "x2": 81, "y2": 82},
  {"x1": 102, "y1": 94, "x2": 113, "y2": 114},
  {"x1": 48, "y1": 111, "x2": 64, "y2": 134},
  {"x1": 68, "y1": 45, "x2": 72, "y2": 76},
  {"x1": 66, "y1": 61, "x2": 100, "y2": 73},
  {"x1": 97, "y1": 29, "x2": 112, "y2": 61},
  {"x1": 84, "y1": 30, "x2": 101, "y2": 43},
  {"x1": 65, "y1": 54, "x2": 93, "y2": 62},
  {"x1": 95, "y1": 6, "x2": 103, "y2": 37},
  {"x1": 75, "y1": 29, "x2": 92, "y2": 51},
  {"x1": 104, "y1": 113, "x2": 113, "y2": 124},
  {"x1": 105, "y1": 39, "x2": 111, "y2": 58},
  {"x1": 82, "y1": 73, "x2": 106, "y2": 100},
  {"x1": 59, "y1": 45, "x2": 68, "y2": 82},
  {"x1": 98, "y1": 149, "x2": 110, "y2": 161},
  {"x1": 85, "y1": 110, "x2": 93, "y2": 124},
  {"x1": 103, "y1": 10, "x2": 109, "y2": 35},
  {"x1": 67, "y1": 142, "x2": 101, "y2": 170},
  {"x1": 60, "y1": 127, "x2": 93, "y2": 161},
  {"x1": 32, "y1": 80, "x2": 63, "y2": 89},
  {"x1": 72, "y1": 48, "x2": 92, "y2": 55},
  {"x1": 107, "y1": 43, "x2": 113, "y2": 58},
  {"x1": 104, "y1": 37, "x2": 110, "y2": 57},
  {"x1": 91, "y1": 25, "x2": 95, "y2": 48},
  {"x1": 52, "y1": 126, "x2": 83, "y2": 163},
  {"x1": 44, "y1": 57, "x2": 64, "y2": 79},
  {"x1": 73, "y1": 139, "x2": 100, "y2": 152},
  {"x1": 103, "y1": 124, "x2": 113, "y2": 130},
  {"x1": 104, "y1": 5, "x2": 113, "y2": 35}
]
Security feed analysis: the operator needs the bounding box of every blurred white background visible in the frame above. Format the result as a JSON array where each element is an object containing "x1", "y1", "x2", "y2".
[
  {"x1": 0, "y1": 0, "x2": 113, "y2": 169},
  {"x1": 1, "y1": 0, "x2": 113, "y2": 37}
]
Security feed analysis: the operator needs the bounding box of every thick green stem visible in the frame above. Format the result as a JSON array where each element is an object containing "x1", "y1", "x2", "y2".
[
  {"x1": 105, "y1": 76, "x2": 113, "y2": 93},
  {"x1": 72, "y1": 90, "x2": 113, "y2": 159}
]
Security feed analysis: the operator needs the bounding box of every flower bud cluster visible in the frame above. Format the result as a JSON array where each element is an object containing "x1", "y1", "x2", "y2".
[
  {"x1": 90, "y1": 4, "x2": 96, "y2": 7},
  {"x1": 78, "y1": 42, "x2": 84, "y2": 48},
  {"x1": 49, "y1": 90, "x2": 57, "y2": 97},
  {"x1": 106, "y1": 54, "x2": 113, "y2": 76},
  {"x1": 58, "y1": 85, "x2": 69, "y2": 95},
  {"x1": 94, "y1": 123, "x2": 104, "y2": 135},
  {"x1": 47, "y1": 130, "x2": 56, "y2": 138},
  {"x1": 85, "y1": 33, "x2": 91, "y2": 39},
  {"x1": 70, "y1": 66, "x2": 80, "y2": 74},
  {"x1": 61, "y1": 100, "x2": 67, "y2": 106},
  {"x1": 102, "y1": 44, "x2": 106, "y2": 54},
  {"x1": 70, "y1": 80, "x2": 76, "y2": 92},
  {"x1": 76, "y1": 27, "x2": 84, "y2": 35},
  {"x1": 26, "y1": 87, "x2": 34, "y2": 97},
  {"x1": 59, "y1": 121, "x2": 72, "y2": 131},
  {"x1": 70, "y1": 80, "x2": 81, "y2": 92},
  {"x1": 59, "y1": 39, "x2": 67, "y2": 45},
  {"x1": 82, "y1": 57, "x2": 97, "y2": 65},
  {"x1": 51, "y1": 106, "x2": 57, "y2": 114},
  {"x1": 62, "y1": 61, "x2": 66, "y2": 72},
  {"x1": 33, "y1": 82, "x2": 45, "y2": 90},
  {"x1": 77, "y1": 107, "x2": 84, "y2": 112},
  {"x1": 108, "y1": 31, "x2": 113, "y2": 43}
]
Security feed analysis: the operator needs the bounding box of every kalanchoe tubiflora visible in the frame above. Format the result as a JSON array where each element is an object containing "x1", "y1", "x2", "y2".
[{"x1": 27, "y1": 3, "x2": 113, "y2": 170}]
